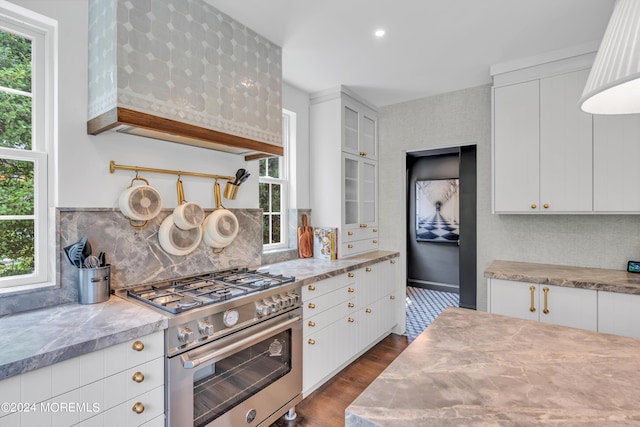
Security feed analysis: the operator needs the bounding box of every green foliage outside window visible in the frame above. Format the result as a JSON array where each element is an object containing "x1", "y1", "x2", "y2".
[{"x1": 0, "y1": 30, "x2": 35, "y2": 277}]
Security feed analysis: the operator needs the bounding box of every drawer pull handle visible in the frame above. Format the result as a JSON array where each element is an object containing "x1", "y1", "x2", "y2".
[
  {"x1": 308, "y1": 321, "x2": 316, "y2": 327},
  {"x1": 348, "y1": 317, "x2": 355, "y2": 323},
  {"x1": 132, "y1": 402, "x2": 144, "y2": 414},
  {"x1": 360, "y1": 224, "x2": 367, "y2": 228},
  {"x1": 529, "y1": 286, "x2": 536, "y2": 312},
  {"x1": 372, "y1": 240, "x2": 378, "y2": 244},
  {"x1": 390, "y1": 295, "x2": 395, "y2": 300},
  {"x1": 359, "y1": 151, "x2": 367, "y2": 157},
  {"x1": 365, "y1": 267, "x2": 372, "y2": 272},
  {"x1": 348, "y1": 302, "x2": 354, "y2": 308},
  {"x1": 365, "y1": 308, "x2": 372, "y2": 313},
  {"x1": 543, "y1": 203, "x2": 549, "y2": 209},
  {"x1": 372, "y1": 228, "x2": 378, "y2": 232},
  {"x1": 132, "y1": 341, "x2": 144, "y2": 352},
  {"x1": 390, "y1": 259, "x2": 396, "y2": 264},
  {"x1": 348, "y1": 231, "x2": 353, "y2": 236},
  {"x1": 308, "y1": 303, "x2": 316, "y2": 309},
  {"x1": 308, "y1": 285, "x2": 316, "y2": 291},
  {"x1": 348, "y1": 287, "x2": 355, "y2": 293},
  {"x1": 530, "y1": 203, "x2": 537, "y2": 209},
  {"x1": 132, "y1": 372, "x2": 145, "y2": 383},
  {"x1": 543, "y1": 287, "x2": 550, "y2": 314},
  {"x1": 308, "y1": 339, "x2": 316, "y2": 345},
  {"x1": 348, "y1": 244, "x2": 353, "y2": 249},
  {"x1": 348, "y1": 273, "x2": 355, "y2": 278}
]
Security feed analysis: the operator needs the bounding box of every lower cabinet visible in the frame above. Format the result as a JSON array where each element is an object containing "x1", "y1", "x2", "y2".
[
  {"x1": 598, "y1": 291, "x2": 640, "y2": 338},
  {"x1": 302, "y1": 258, "x2": 398, "y2": 396},
  {"x1": 488, "y1": 279, "x2": 597, "y2": 331},
  {"x1": 0, "y1": 331, "x2": 165, "y2": 427}
]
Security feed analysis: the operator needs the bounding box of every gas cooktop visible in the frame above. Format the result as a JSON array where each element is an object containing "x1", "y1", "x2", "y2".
[{"x1": 127, "y1": 268, "x2": 296, "y2": 314}]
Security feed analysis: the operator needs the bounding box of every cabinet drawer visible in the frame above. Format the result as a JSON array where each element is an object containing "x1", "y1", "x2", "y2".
[
  {"x1": 103, "y1": 357, "x2": 164, "y2": 410},
  {"x1": 304, "y1": 297, "x2": 356, "y2": 337},
  {"x1": 340, "y1": 239, "x2": 378, "y2": 258},
  {"x1": 302, "y1": 273, "x2": 354, "y2": 300},
  {"x1": 341, "y1": 227, "x2": 378, "y2": 243},
  {"x1": 304, "y1": 285, "x2": 355, "y2": 318},
  {"x1": 80, "y1": 385, "x2": 164, "y2": 427},
  {"x1": 103, "y1": 331, "x2": 164, "y2": 377}
]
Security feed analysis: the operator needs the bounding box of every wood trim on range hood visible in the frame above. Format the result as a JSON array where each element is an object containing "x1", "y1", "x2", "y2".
[{"x1": 88, "y1": 107, "x2": 282, "y2": 161}]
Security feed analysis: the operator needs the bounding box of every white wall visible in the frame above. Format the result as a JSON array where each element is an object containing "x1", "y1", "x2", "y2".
[{"x1": 283, "y1": 83, "x2": 310, "y2": 209}]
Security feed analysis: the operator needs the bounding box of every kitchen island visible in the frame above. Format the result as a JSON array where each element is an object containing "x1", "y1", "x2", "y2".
[{"x1": 346, "y1": 307, "x2": 640, "y2": 426}]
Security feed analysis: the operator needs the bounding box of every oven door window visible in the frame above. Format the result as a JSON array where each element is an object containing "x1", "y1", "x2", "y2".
[{"x1": 193, "y1": 329, "x2": 292, "y2": 427}]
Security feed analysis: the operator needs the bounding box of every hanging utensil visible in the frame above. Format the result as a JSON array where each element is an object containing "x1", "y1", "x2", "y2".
[
  {"x1": 83, "y1": 255, "x2": 100, "y2": 269},
  {"x1": 203, "y1": 181, "x2": 239, "y2": 250},
  {"x1": 173, "y1": 178, "x2": 205, "y2": 230},
  {"x1": 233, "y1": 168, "x2": 246, "y2": 185},
  {"x1": 118, "y1": 176, "x2": 163, "y2": 228}
]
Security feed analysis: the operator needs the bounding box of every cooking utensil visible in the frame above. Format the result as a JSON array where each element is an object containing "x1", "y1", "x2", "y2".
[
  {"x1": 238, "y1": 172, "x2": 251, "y2": 185},
  {"x1": 81, "y1": 240, "x2": 92, "y2": 263},
  {"x1": 202, "y1": 182, "x2": 239, "y2": 249},
  {"x1": 118, "y1": 176, "x2": 163, "y2": 228},
  {"x1": 158, "y1": 213, "x2": 203, "y2": 256},
  {"x1": 297, "y1": 214, "x2": 313, "y2": 258},
  {"x1": 233, "y1": 168, "x2": 246, "y2": 185},
  {"x1": 83, "y1": 255, "x2": 100, "y2": 269},
  {"x1": 64, "y1": 237, "x2": 88, "y2": 268},
  {"x1": 173, "y1": 178, "x2": 205, "y2": 230},
  {"x1": 98, "y1": 251, "x2": 106, "y2": 267}
]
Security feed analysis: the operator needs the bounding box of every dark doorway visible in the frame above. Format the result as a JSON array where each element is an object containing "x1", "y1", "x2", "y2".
[{"x1": 406, "y1": 145, "x2": 477, "y2": 319}]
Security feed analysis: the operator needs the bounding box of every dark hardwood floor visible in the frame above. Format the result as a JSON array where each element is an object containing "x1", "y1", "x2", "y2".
[{"x1": 270, "y1": 333, "x2": 409, "y2": 427}]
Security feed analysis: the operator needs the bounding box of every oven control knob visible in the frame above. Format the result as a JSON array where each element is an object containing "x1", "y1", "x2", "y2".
[
  {"x1": 267, "y1": 298, "x2": 278, "y2": 313},
  {"x1": 177, "y1": 327, "x2": 194, "y2": 344},
  {"x1": 198, "y1": 321, "x2": 214, "y2": 336},
  {"x1": 290, "y1": 293, "x2": 300, "y2": 304},
  {"x1": 255, "y1": 303, "x2": 269, "y2": 318}
]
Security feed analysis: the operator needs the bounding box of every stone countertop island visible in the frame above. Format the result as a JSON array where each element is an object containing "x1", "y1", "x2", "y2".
[{"x1": 346, "y1": 307, "x2": 640, "y2": 426}]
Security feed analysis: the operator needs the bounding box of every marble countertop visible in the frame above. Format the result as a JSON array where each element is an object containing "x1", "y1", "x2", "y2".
[
  {"x1": 0, "y1": 296, "x2": 169, "y2": 380},
  {"x1": 0, "y1": 250, "x2": 399, "y2": 381},
  {"x1": 346, "y1": 307, "x2": 640, "y2": 426},
  {"x1": 485, "y1": 259, "x2": 640, "y2": 295}
]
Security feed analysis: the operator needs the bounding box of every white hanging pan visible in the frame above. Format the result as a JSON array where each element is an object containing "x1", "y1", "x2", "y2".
[
  {"x1": 173, "y1": 178, "x2": 205, "y2": 230},
  {"x1": 118, "y1": 176, "x2": 162, "y2": 228},
  {"x1": 202, "y1": 181, "x2": 239, "y2": 250},
  {"x1": 158, "y1": 184, "x2": 202, "y2": 256}
]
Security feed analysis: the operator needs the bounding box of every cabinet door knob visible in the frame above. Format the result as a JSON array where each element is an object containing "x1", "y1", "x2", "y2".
[
  {"x1": 308, "y1": 321, "x2": 316, "y2": 327},
  {"x1": 359, "y1": 224, "x2": 367, "y2": 228},
  {"x1": 390, "y1": 295, "x2": 396, "y2": 300},
  {"x1": 348, "y1": 231, "x2": 353, "y2": 236},
  {"x1": 308, "y1": 303, "x2": 316, "y2": 309},
  {"x1": 365, "y1": 308, "x2": 372, "y2": 313},
  {"x1": 372, "y1": 228, "x2": 378, "y2": 233},
  {"x1": 348, "y1": 302, "x2": 354, "y2": 308},
  {"x1": 543, "y1": 204, "x2": 549, "y2": 209},
  {"x1": 308, "y1": 339, "x2": 316, "y2": 345},
  {"x1": 372, "y1": 240, "x2": 378, "y2": 244},
  {"x1": 131, "y1": 341, "x2": 144, "y2": 352},
  {"x1": 348, "y1": 244, "x2": 353, "y2": 249},
  {"x1": 365, "y1": 267, "x2": 372, "y2": 272},
  {"x1": 529, "y1": 285, "x2": 536, "y2": 312},
  {"x1": 359, "y1": 151, "x2": 367, "y2": 157},
  {"x1": 308, "y1": 285, "x2": 316, "y2": 291},
  {"x1": 132, "y1": 402, "x2": 145, "y2": 414},
  {"x1": 348, "y1": 273, "x2": 355, "y2": 278},
  {"x1": 348, "y1": 317, "x2": 355, "y2": 323},
  {"x1": 348, "y1": 287, "x2": 355, "y2": 293},
  {"x1": 530, "y1": 204, "x2": 537, "y2": 209},
  {"x1": 131, "y1": 372, "x2": 145, "y2": 383},
  {"x1": 390, "y1": 259, "x2": 396, "y2": 264}
]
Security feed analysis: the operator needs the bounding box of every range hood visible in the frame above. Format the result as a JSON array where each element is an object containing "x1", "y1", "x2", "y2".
[{"x1": 87, "y1": 0, "x2": 283, "y2": 160}]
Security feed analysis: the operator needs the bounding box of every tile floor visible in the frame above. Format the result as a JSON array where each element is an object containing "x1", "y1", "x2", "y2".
[{"x1": 405, "y1": 286, "x2": 459, "y2": 341}]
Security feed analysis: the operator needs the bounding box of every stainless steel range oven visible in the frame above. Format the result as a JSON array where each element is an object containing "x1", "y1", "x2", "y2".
[{"x1": 120, "y1": 268, "x2": 302, "y2": 427}]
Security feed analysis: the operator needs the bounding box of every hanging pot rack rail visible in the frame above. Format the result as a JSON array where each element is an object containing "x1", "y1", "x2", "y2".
[{"x1": 109, "y1": 160, "x2": 235, "y2": 182}]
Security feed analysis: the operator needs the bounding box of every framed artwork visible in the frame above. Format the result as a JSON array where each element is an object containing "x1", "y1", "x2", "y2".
[{"x1": 415, "y1": 179, "x2": 459, "y2": 243}]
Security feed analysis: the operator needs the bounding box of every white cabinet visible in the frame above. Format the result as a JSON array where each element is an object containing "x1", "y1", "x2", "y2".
[
  {"x1": 493, "y1": 70, "x2": 593, "y2": 213},
  {"x1": 0, "y1": 331, "x2": 165, "y2": 427},
  {"x1": 488, "y1": 279, "x2": 597, "y2": 331},
  {"x1": 598, "y1": 291, "x2": 640, "y2": 338},
  {"x1": 302, "y1": 258, "x2": 398, "y2": 396},
  {"x1": 593, "y1": 114, "x2": 640, "y2": 212},
  {"x1": 311, "y1": 87, "x2": 378, "y2": 257}
]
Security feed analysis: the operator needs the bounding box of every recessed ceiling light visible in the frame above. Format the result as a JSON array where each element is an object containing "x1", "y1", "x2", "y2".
[{"x1": 375, "y1": 29, "x2": 385, "y2": 38}]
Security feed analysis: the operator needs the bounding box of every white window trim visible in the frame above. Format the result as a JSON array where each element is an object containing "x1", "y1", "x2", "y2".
[
  {"x1": 261, "y1": 110, "x2": 293, "y2": 251},
  {"x1": 0, "y1": 2, "x2": 57, "y2": 291}
]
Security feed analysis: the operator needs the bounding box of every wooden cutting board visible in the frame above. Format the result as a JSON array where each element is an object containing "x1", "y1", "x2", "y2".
[{"x1": 298, "y1": 214, "x2": 313, "y2": 258}]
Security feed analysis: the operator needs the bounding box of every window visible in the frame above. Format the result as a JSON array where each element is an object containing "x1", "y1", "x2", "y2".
[
  {"x1": 259, "y1": 110, "x2": 293, "y2": 249},
  {"x1": 0, "y1": 4, "x2": 55, "y2": 289}
]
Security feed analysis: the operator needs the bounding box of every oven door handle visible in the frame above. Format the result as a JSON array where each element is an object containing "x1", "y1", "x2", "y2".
[{"x1": 181, "y1": 314, "x2": 301, "y2": 369}]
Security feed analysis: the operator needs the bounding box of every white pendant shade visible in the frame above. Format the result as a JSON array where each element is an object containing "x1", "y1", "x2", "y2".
[{"x1": 580, "y1": 0, "x2": 640, "y2": 114}]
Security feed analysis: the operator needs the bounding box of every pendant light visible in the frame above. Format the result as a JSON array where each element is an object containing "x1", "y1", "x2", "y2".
[{"x1": 580, "y1": 0, "x2": 640, "y2": 114}]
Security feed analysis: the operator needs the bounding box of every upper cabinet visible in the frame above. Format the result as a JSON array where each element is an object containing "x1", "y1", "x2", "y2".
[
  {"x1": 492, "y1": 47, "x2": 640, "y2": 214},
  {"x1": 310, "y1": 87, "x2": 379, "y2": 257},
  {"x1": 87, "y1": 0, "x2": 283, "y2": 160}
]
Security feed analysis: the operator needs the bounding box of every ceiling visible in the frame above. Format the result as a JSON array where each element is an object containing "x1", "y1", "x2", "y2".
[{"x1": 207, "y1": 0, "x2": 615, "y2": 108}]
